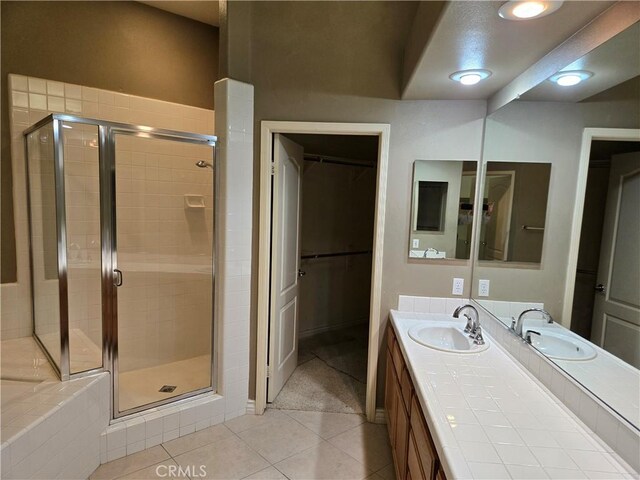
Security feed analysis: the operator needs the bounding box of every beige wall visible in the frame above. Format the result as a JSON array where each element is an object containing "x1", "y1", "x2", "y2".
[
  {"x1": 229, "y1": 1, "x2": 485, "y2": 402},
  {"x1": 1, "y1": 1, "x2": 219, "y2": 283}
]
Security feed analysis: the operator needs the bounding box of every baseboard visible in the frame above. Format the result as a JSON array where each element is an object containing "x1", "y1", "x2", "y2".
[
  {"x1": 299, "y1": 318, "x2": 369, "y2": 339},
  {"x1": 374, "y1": 408, "x2": 387, "y2": 424},
  {"x1": 246, "y1": 399, "x2": 256, "y2": 415}
]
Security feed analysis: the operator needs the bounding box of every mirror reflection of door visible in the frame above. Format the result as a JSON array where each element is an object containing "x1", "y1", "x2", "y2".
[
  {"x1": 455, "y1": 173, "x2": 476, "y2": 259},
  {"x1": 571, "y1": 142, "x2": 640, "y2": 369},
  {"x1": 479, "y1": 172, "x2": 514, "y2": 261}
]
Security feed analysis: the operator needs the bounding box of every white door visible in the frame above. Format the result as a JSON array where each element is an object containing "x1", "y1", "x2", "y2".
[
  {"x1": 592, "y1": 151, "x2": 640, "y2": 368},
  {"x1": 483, "y1": 173, "x2": 514, "y2": 261},
  {"x1": 267, "y1": 134, "x2": 303, "y2": 402}
]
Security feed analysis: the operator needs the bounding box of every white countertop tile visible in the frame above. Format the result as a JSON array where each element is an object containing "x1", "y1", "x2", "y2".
[{"x1": 389, "y1": 311, "x2": 637, "y2": 480}]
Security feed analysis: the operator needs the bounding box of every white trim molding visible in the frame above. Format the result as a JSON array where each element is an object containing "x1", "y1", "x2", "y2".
[
  {"x1": 562, "y1": 128, "x2": 640, "y2": 324},
  {"x1": 256, "y1": 121, "x2": 391, "y2": 423}
]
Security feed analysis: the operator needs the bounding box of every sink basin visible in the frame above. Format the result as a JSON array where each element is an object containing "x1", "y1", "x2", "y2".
[
  {"x1": 408, "y1": 322, "x2": 489, "y2": 354},
  {"x1": 527, "y1": 329, "x2": 596, "y2": 361},
  {"x1": 409, "y1": 250, "x2": 447, "y2": 259}
]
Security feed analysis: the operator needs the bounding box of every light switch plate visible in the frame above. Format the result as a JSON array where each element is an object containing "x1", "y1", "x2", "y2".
[
  {"x1": 452, "y1": 278, "x2": 464, "y2": 295},
  {"x1": 412, "y1": 238, "x2": 419, "y2": 248},
  {"x1": 478, "y1": 279, "x2": 490, "y2": 297}
]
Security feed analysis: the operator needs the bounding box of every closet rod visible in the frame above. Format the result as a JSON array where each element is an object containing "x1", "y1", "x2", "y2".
[
  {"x1": 301, "y1": 250, "x2": 372, "y2": 260},
  {"x1": 304, "y1": 153, "x2": 375, "y2": 169}
]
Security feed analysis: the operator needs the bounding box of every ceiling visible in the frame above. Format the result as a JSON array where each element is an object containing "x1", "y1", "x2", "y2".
[
  {"x1": 402, "y1": 1, "x2": 615, "y2": 100},
  {"x1": 138, "y1": 1, "x2": 219, "y2": 26},
  {"x1": 520, "y1": 22, "x2": 640, "y2": 102}
]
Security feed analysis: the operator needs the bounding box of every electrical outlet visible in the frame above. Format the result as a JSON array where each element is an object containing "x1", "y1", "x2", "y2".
[
  {"x1": 412, "y1": 238, "x2": 419, "y2": 249},
  {"x1": 478, "y1": 279, "x2": 490, "y2": 297},
  {"x1": 452, "y1": 278, "x2": 464, "y2": 296}
]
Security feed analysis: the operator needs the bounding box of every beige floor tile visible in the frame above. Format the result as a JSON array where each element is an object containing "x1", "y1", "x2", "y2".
[
  {"x1": 117, "y1": 459, "x2": 186, "y2": 480},
  {"x1": 90, "y1": 446, "x2": 170, "y2": 480},
  {"x1": 242, "y1": 466, "x2": 288, "y2": 479},
  {"x1": 225, "y1": 408, "x2": 289, "y2": 434},
  {"x1": 173, "y1": 434, "x2": 270, "y2": 479},
  {"x1": 237, "y1": 412, "x2": 323, "y2": 464},
  {"x1": 375, "y1": 463, "x2": 396, "y2": 480},
  {"x1": 283, "y1": 410, "x2": 366, "y2": 439},
  {"x1": 275, "y1": 441, "x2": 371, "y2": 480},
  {"x1": 328, "y1": 423, "x2": 392, "y2": 472},
  {"x1": 365, "y1": 475, "x2": 385, "y2": 480},
  {"x1": 163, "y1": 423, "x2": 234, "y2": 456}
]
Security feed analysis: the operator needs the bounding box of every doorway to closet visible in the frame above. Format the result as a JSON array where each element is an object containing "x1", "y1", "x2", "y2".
[
  {"x1": 256, "y1": 122, "x2": 390, "y2": 422},
  {"x1": 268, "y1": 133, "x2": 377, "y2": 414}
]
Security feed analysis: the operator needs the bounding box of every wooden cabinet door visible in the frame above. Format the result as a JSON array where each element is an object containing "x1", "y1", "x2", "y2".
[
  {"x1": 407, "y1": 431, "x2": 426, "y2": 480},
  {"x1": 385, "y1": 348, "x2": 397, "y2": 443},
  {"x1": 394, "y1": 387, "x2": 409, "y2": 480},
  {"x1": 410, "y1": 396, "x2": 438, "y2": 479}
]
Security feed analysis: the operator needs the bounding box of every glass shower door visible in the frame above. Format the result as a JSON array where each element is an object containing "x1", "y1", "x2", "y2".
[{"x1": 112, "y1": 132, "x2": 215, "y2": 415}]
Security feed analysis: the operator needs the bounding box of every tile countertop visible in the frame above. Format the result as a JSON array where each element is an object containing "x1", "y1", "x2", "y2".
[{"x1": 389, "y1": 311, "x2": 638, "y2": 480}]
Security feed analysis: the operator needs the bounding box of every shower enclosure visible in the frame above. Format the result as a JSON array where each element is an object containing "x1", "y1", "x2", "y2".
[{"x1": 24, "y1": 114, "x2": 217, "y2": 417}]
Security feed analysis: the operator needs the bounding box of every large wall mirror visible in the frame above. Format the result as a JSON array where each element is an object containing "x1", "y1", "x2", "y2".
[
  {"x1": 408, "y1": 160, "x2": 478, "y2": 260},
  {"x1": 472, "y1": 22, "x2": 640, "y2": 429}
]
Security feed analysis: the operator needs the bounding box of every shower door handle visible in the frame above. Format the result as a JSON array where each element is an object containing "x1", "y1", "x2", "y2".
[{"x1": 113, "y1": 269, "x2": 123, "y2": 287}]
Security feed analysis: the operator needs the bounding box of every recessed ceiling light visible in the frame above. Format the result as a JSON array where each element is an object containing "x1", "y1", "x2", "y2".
[
  {"x1": 498, "y1": 1, "x2": 563, "y2": 20},
  {"x1": 549, "y1": 70, "x2": 593, "y2": 87},
  {"x1": 450, "y1": 70, "x2": 492, "y2": 86}
]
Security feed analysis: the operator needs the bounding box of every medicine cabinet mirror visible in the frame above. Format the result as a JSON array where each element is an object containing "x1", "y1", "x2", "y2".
[
  {"x1": 408, "y1": 160, "x2": 477, "y2": 260},
  {"x1": 472, "y1": 22, "x2": 640, "y2": 429},
  {"x1": 477, "y1": 162, "x2": 551, "y2": 264}
]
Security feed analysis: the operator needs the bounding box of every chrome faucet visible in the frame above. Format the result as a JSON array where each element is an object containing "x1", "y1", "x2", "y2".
[
  {"x1": 423, "y1": 247, "x2": 440, "y2": 258},
  {"x1": 511, "y1": 308, "x2": 553, "y2": 338},
  {"x1": 453, "y1": 304, "x2": 484, "y2": 345}
]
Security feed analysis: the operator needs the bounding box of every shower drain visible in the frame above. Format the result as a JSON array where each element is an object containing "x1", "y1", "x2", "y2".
[{"x1": 159, "y1": 385, "x2": 177, "y2": 393}]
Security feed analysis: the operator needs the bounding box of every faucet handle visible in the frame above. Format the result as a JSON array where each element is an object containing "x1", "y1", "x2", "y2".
[
  {"x1": 510, "y1": 317, "x2": 516, "y2": 331},
  {"x1": 525, "y1": 330, "x2": 541, "y2": 344},
  {"x1": 472, "y1": 327, "x2": 485, "y2": 345}
]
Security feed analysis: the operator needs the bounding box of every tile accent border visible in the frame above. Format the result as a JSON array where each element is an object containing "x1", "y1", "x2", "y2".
[{"x1": 100, "y1": 394, "x2": 225, "y2": 463}]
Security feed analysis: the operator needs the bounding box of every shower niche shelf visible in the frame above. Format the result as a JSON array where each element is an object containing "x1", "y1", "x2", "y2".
[{"x1": 184, "y1": 194, "x2": 205, "y2": 209}]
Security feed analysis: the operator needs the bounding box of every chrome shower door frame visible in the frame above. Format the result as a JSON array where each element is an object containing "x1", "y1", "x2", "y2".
[
  {"x1": 105, "y1": 124, "x2": 218, "y2": 419},
  {"x1": 24, "y1": 113, "x2": 218, "y2": 419}
]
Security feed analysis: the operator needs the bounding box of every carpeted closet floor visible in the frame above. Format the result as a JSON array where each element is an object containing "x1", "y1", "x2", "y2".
[{"x1": 269, "y1": 324, "x2": 369, "y2": 414}]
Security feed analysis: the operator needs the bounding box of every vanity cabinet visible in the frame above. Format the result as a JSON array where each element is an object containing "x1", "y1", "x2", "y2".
[{"x1": 385, "y1": 324, "x2": 446, "y2": 480}]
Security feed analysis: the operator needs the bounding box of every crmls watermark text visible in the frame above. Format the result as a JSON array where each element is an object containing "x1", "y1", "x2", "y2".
[{"x1": 156, "y1": 464, "x2": 207, "y2": 478}]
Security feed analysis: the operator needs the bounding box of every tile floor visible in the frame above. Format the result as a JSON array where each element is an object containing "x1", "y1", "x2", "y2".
[
  {"x1": 271, "y1": 325, "x2": 369, "y2": 414},
  {"x1": 91, "y1": 409, "x2": 395, "y2": 480}
]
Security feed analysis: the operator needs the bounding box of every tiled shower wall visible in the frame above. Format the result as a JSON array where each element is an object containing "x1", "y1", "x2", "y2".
[
  {"x1": 5, "y1": 74, "x2": 215, "y2": 369},
  {"x1": 113, "y1": 135, "x2": 214, "y2": 372}
]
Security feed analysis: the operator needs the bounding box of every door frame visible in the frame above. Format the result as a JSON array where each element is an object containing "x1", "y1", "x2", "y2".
[
  {"x1": 563, "y1": 128, "x2": 640, "y2": 326},
  {"x1": 256, "y1": 121, "x2": 390, "y2": 422}
]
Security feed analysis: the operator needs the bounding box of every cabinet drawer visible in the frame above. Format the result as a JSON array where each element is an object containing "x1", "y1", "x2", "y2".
[
  {"x1": 410, "y1": 396, "x2": 437, "y2": 479},
  {"x1": 407, "y1": 431, "x2": 426, "y2": 480}
]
